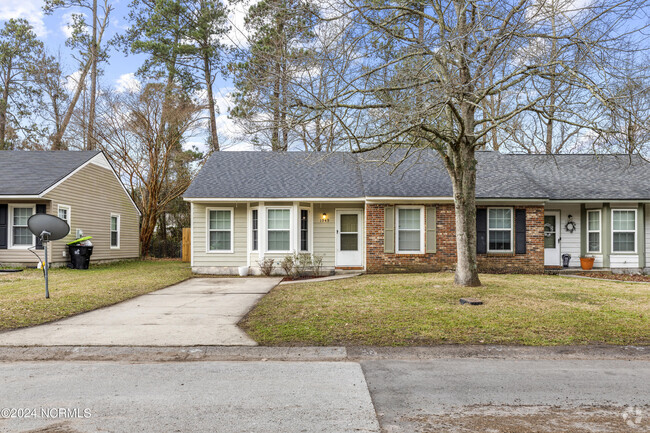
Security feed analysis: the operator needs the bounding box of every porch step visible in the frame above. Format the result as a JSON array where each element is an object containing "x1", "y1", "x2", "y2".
[{"x1": 545, "y1": 267, "x2": 611, "y2": 275}]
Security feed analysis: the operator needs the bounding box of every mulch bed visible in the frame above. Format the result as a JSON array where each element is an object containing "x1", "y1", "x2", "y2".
[
  {"x1": 576, "y1": 272, "x2": 650, "y2": 282},
  {"x1": 281, "y1": 275, "x2": 327, "y2": 282}
]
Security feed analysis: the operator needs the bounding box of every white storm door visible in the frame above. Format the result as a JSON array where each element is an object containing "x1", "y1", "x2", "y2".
[
  {"x1": 544, "y1": 212, "x2": 561, "y2": 266},
  {"x1": 335, "y1": 210, "x2": 362, "y2": 267}
]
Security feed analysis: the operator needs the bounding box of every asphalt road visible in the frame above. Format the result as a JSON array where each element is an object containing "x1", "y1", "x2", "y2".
[
  {"x1": 361, "y1": 359, "x2": 650, "y2": 432},
  {"x1": 0, "y1": 359, "x2": 648, "y2": 433}
]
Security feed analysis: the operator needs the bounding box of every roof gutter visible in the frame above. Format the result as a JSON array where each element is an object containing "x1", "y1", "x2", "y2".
[
  {"x1": 183, "y1": 197, "x2": 367, "y2": 202},
  {"x1": 0, "y1": 195, "x2": 46, "y2": 200}
]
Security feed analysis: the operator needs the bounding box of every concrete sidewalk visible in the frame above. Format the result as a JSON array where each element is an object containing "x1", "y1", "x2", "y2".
[{"x1": 0, "y1": 278, "x2": 282, "y2": 346}]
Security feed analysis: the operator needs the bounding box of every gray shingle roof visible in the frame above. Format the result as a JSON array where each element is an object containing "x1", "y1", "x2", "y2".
[
  {"x1": 0, "y1": 150, "x2": 100, "y2": 196},
  {"x1": 184, "y1": 149, "x2": 650, "y2": 201},
  {"x1": 186, "y1": 152, "x2": 365, "y2": 198}
]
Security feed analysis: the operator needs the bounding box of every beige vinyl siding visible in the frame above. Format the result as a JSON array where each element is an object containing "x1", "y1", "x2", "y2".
[
  {"x1": 313, "y1": 202, "x2": 364, "y2": 268},
  {"x1": 0, "y1": 200, "x2": 50, "y2": 266},
  {"x1": 191, "y1": 201, "x2": 363, "y2": 273},
  {"x1": 43, "y1": 161, "x2": 140, "y2": 262},
  {"x1": 192, "y1": 202, "x2": 248, "y2": 267}
]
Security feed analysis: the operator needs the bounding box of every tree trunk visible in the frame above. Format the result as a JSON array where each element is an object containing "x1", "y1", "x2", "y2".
[
  {"x1": 86, "y1": 0, "x2": 98, "y2": 150},
  {"x1": 140, "y1": 212, "x2": 157, "y2": 258},
  {"x1": 203, "y1": 52, "x2": 219, "y2": 152},
  {"x1": 449, "y1": 146, "x2": 482, "y2": 287},
  {"x1": 51, "y1": 59, "x2": 92, "y2": 149},
  {"x1": 272, "y1": 74, "x2": 281, "y2": 151},
  {"x1": 51, "y1": 93, "x2": 65, "y2": 150},
  {"x1": 545, "y1": 11, "x2": 558, "y2": 154},
  {"x1": 0, "y1": 59, "x2": 11, "y2": 150}
]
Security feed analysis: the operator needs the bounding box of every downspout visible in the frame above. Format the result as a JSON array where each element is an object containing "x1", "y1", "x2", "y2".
[
  {"x1": 602, "y1": 203, "x2": 611, "y2": 268},
  {"x1": 638, "y1": 203, "x2": 645, "y2": 270},
  {"x1": 580, "y1": 204, "x2": 586, "y2": 259}
]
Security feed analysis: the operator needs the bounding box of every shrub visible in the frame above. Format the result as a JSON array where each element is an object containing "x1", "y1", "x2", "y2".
[
  {"x1": 294, "y1": 253, "x2": 313, "y2": 277},
  {"x1": 312, "y1": 254, "x2": 324, "y2": 276},
  {"x1": 258, "y1": 258, "x2": 275, "y2": 276},
  {"x1": 280, "y1": 255, "x2": 295, "y2": 276}
]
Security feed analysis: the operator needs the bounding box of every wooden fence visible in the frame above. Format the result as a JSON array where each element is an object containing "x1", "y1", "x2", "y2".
[{"x1": 182, "y1": 228, "x2": 191, "y2": 263}]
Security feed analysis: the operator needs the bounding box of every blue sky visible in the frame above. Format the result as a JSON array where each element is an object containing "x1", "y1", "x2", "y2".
[{"x1": 0, "y1": 0, "x2": 250, "y2": 150}]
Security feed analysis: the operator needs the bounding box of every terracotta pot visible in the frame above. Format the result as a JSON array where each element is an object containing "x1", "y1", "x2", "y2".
[{"x1": 580, "y1": 257, "x2": 595, "y2": 270}]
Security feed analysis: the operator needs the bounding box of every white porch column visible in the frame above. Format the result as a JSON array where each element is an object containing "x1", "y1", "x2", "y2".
[
  {"x1": 259, "y1": 201, "x2": 266, "y2": 258},
  {"x1": 293, "y1": 201, "x2": 299, "y2": 253}
]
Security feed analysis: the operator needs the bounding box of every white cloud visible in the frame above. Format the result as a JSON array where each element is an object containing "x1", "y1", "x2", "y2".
[
  {"x1": 60, "y1": 12, "x2": 83, "y2": 39},
  {"x1": 115, "y1": 73, "x2": 141, "y2": 93},
  {"x1": 65, "y1": 70, "x2": 84, "y2": 92},
  {"x1": 0, "y1": 0, "x2": 48, "y2": 37},
  {"x1": 187, "y1": 86, "x2": 255, "y2": 151},
  {"x1": 225, "y1": 1, "x2": 253, "y2": 49}
]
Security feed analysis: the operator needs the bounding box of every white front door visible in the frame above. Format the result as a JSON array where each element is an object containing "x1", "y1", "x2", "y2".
[
  {"x1": 335, "y1": 210, "x2": 363, "y2": 267},
  {"x1": 544, "y1": 211, "x2": 561, "y2": 266}
]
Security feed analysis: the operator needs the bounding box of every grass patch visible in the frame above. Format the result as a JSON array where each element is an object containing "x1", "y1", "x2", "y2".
[
  {"x1": 0, "y1": 260, "x2": 191, "y2": 330},
  {"x1": 240, "y1": 273, "x2": 650, "y2": 346}
]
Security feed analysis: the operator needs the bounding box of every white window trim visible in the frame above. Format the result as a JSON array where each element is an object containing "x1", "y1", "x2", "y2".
[
  {"x1": 110, "y1": 213, "x2": 121, "y2": 249},
  {"x1": 266, "y1": 207, "x2": 293, "y2": 253},
  {"x1": 58, "y1": 204, "x2": 71, "y2": 226},
  {"x1": 8, "y1": 204, "x2": 36, "y2": 249},
  {"x1": 487, "y1": 207, "x2": 514, "y2": 253},
  {"x1": 586, "y1": 209, "x2": 601, "y2": 254},
  {"x1": 299, "y1": 207, "x2": 311, "y2": 253},
  {"x1": 250, "y1": 207, "x2": 259, "y2": 252},
  {"x1": 206, "y1": 207, "x2": 234, "y2": 254},
  {"x1": 395, "y1": 205, "x2": 425, "y2": 254},
  {"x1": 611, "y1": 208, "x2": 637, "y2": 253}
]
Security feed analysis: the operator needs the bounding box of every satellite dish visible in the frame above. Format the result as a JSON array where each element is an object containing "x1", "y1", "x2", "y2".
[
  {"x1": 28, "y1": 214, "x2": 70, "y2": 241},
  {"x1": 27, "y1": 214, "x2": 70, "y2": 299}
]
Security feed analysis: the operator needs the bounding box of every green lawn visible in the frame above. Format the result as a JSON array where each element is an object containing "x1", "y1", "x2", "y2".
[
  {"x1": 240, "y1": 273, "x2": 650, "y2": 346},
  {"x1": 0, "y1": 260, "x2": 191, "y2": 331}
]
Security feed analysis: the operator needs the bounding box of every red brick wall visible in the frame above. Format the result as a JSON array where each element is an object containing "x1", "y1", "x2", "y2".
[{"x1": 365, "y1": 204, "x2": 544, "y2": 274}]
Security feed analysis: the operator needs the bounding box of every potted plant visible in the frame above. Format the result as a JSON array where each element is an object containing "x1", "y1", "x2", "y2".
[{"x1": 580, "y1": 255, "x2": 595, "y2": 270}]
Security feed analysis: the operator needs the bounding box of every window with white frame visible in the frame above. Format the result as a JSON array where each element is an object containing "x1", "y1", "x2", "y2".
[
  {"x1": 397, "y1": 207, "x2": 424, "y2": 253},
  {"x1": 267, "y1": 208, "x2": 291, "y2": 251},
  {"x1": 251, "y1": 209, "x2": 258, "y2": 251},
  {"x1": 58, "y1": 205, "x2": 71, "y2": 226},
  {"x1": 612, "y1": 209, "x2": 636, "y2": 253},
  {"x1": 300, "y1": 209, "x2": 309, "y2": 251},
  {"x1": 207, "y1": 209, "x2": 232, "y2": 252},
  {"x1": 587, "y1": 210, "x2": 601, "y2": 253},
  {"x1": 110, "y1": 214, "x2": 120, "y2": 249},
  {"x1": 11, "y1": 206, "x2": 34, "y2": 247},
  {"x1": 488, "y1": 208, "x2": 513, "y2": 252}
]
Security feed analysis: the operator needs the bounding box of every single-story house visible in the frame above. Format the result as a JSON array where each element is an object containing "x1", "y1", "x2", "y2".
[
  {"x1": 183, "y1": 149, "x2": 650, "y2": 275},
  {"x1": 0, "y1": 150, "x2": 141, "y2": 267}
]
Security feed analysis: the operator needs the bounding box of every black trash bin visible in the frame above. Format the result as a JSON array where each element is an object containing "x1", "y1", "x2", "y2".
[
  {"x1": 68, "y1": 245, "x2": 93, "y2": 269},
  {"x1": 562, "y1": 253, "x2": 571, "y2": 268}
]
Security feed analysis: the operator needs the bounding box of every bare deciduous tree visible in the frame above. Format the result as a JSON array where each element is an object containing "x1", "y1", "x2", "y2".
[
  {"x1": 44, "y1": 0, "x2": 112, "y2": 150},
  {"x1": 314, "y1": 0, "x2": 649, "y2": 286},
  {"x1": 95, "y1": 83, "x2": 204, "y2": 257}
]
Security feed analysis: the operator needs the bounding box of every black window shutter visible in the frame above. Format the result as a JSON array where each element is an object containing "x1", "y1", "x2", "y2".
[
  {"x1": 476, "y1": 208, "x2": 487, "y2": 254},
  {"x1": 35, "y1": 204, "x2": 46, "y2": 250},
  {"x1": 0, "y1": 204, "x2": 7, "y2": 249},
  {"x1": 515, "y1": 209, "x2": 526, "y2": 254}
]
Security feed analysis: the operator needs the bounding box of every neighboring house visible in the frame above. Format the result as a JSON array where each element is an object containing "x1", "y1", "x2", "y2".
[
  {"x1": 183, "y1": 150, "x2": 650, "y2": 275},
  {"x1": 0, "y1": 151, "x2": 141, "y2": 267}
]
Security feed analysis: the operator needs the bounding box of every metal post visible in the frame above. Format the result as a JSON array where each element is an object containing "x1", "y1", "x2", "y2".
[{"x1": 44, "y1": 239, "x2": 49, "y2": 299}]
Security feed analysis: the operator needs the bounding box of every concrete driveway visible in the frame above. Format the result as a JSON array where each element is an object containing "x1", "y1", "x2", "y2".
[{"x1": 0, "y1": 278, "x2": 282, "y2": 346}]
